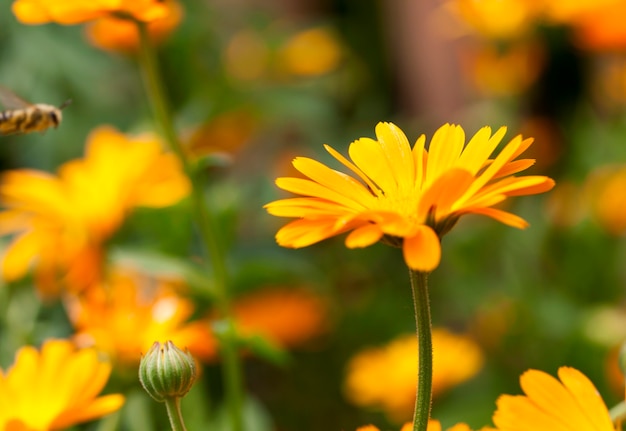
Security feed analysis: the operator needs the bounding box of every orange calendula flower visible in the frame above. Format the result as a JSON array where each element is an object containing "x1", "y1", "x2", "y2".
[
  {"x1": 493, "y1": 366, "x2": 617, "y2": 431},
  {"x1": 0, "y1": 339, "x2": 125, "y2": 431},
  {"x1": 12, "y1": 0, "x2": 169, "y2": 25},
  {"x1": 85, "y1": 0, "x2": 183, "y2": 52},
  {"x1": 231, "y1": 287, "x2": 329, "y2": 348},
  {"x1": 67, "y1": 269, "x2": 216, "y2": 364},
  {"x1": 344, "y1": 329, "x2": 484, "y2": 422},
  {"x1": 265, "y1": 122, "x2": 554, "y2": 272},
  {"x1": 0, "y1": 126, "x2": 190, "y2": 295},
  {"x1": 585, "y1": 164, "x2": 626, "y2": 235},
  {"x1": 357, "y1": 420, "x2": 493, "y2": 431}
]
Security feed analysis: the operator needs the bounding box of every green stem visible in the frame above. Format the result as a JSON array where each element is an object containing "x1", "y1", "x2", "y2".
[
  {"x1": 409, "y1": 269, "x2": 433, "y2": 431},
  {"x1": 165, "y1": 397, "x2": 188, "y2": 431},
  {"x1": 136, "y1": 21, "x2": 243, "y2": 431}
]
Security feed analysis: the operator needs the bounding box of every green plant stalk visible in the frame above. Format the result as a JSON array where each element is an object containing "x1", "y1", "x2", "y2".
[
  {"x1": 409, "y1": 269, "x2": 433, "y2": 431},
  {"x1": 165, "y1": 398, "x2": 188, "y2": 431},
  {"x1": 136, "y1": 21, "x2": 243, "y2": 431}
]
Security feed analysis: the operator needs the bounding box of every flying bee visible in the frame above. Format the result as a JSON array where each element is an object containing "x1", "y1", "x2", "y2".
[{"x1": 0, "y1": 86, "x2": 71, "y2": 136}]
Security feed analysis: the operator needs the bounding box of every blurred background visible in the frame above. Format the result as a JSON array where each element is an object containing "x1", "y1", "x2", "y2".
[{"x1": 1, "y1": 0, "x2": 626, "y2": 430}]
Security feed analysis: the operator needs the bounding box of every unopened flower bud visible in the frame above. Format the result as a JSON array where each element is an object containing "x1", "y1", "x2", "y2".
[{"x1": 139, "y1": 340, "x2": 197, "y2": 402}]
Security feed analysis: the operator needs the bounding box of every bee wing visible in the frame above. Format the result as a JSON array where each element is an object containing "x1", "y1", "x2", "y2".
[{"x1": 0, "y1": 86, "x2": 33, "y2": 110}]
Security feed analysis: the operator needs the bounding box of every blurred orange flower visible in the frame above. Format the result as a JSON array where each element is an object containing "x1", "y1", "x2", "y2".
[
  {"x1": 492, "y1": 367, "x2": 616, "y2": 431},
  {"x1": 447, "y1": 0, "x2": 541, "y2": 40},
  {"x1": 266, "y1": 122, "x2": 555, "y2": 272},
  {"x1": 12, "y1": 0, "x2": 169, "y2": 25},
  {"x1": 0, "y1": 126, "x2": 190, "y2": 296},
  {"x1": 462, "y1": 41, "x2": 545, "y2": 97},
  {"x1": 85, "y1": 0, "x2": 183, "y2": 52},
  {"x1": 66, "y1": 270, "x2": 215, "y2": 364},
  {"x1": 344, "y1": 329, "x2": 484, "y2": 422},
  {"x1": 357, "y1": 420, "x2": 493, "y2": 431},
  {"x1": 231, "y1": 287, "x2": 329, "y2": 348},
  {"x1": 0, "y1": 339, "x2": 124, "y2": 430},
  {"x1": 584, "y1": 164, "x2": 626, "y2": 235},
  {"x1": 278, "y1": 27, "x2": 343, "y2": 77},
  {"x1": 185, "y1": 109, "x2": 258, "y2": 160},
  {"x1": 571, "y1": 1, "x2": 626, "y2": 51}
]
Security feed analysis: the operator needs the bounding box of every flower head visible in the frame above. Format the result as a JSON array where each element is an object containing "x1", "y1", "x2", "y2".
[
  {"x1": 231, "y1": 287, "x2": 329, "y2": 348},
  {"x1": 0, "y1": 339, "x2": 124, "y2": 431},
  {"x1": 265, "y1": 122, "x2": 554, "y2": 272},
  {"x1": 344, "y1": 329, "x2": 484, "y2": 421},
  {"x1": 85, "y1": 0, "x2": 183, "y2": 52},
  {"x1": 67, "y1": 269, "x2": 216, "y2": 364},
  {"x1": 12, "y1": 0, "x2": 169, "y2": 25},
  {"x1": 493, "y1": 366, "x2": 617, "y2": 431},
  {"x1": 0, "y1": 126, "x2": 190, "y2": 295}
]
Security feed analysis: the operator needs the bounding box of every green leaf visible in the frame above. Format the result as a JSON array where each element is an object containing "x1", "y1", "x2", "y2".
[{"x1": 110, "y1": 247, "x2": 217, "y2": 300}]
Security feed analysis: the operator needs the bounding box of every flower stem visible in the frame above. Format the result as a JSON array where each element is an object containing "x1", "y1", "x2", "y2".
[
  {"x1": 165, "y1": 398, "x2": 188, "y2": 431},
  {"x1": 136, "y1": 21, "x2": 243, "y2": 431},
  {"x1": 409, "y1": 269, "x2": 433, "y2": 431}
]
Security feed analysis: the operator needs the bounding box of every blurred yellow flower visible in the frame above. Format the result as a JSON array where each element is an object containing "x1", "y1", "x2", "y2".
[
  {"x1": 492, "y1": 367, "x2": 616, "y2": 431},
  {"x1": 231, "y1": 287, "x2": 329, "y2": 348},
  {"x1": 12, "y1": 0, "x2": 169, "y2": 25},
  {"x1": 584, "y1": 164, "x2": 626, "y2": 235},
  {"x1": 0, "y1": 339, "x2": 124, "y2": 431},
  {"x1": 344, "y1": 329, "x2": 484, "y2": 422},
  {"x1": 447, "y1": 0, "x2": 541, "y2": 40},
  {"x1": 278, "y1": 27, "x2": 343, "y2": 77},
  {"x1": 265, "y1": 122, "x2": 554, "y2": 272},
  {"x1": 0, "y1": 126, "x2": 190, "y2": 295},
  {"x1": 67, "y1": 270, "x2": 216, "y2": 364},
  {"x1": 462, "y1": 41, "x2": 545, "y2": 97},
  {"x1": 85, "y1": 0, "x2": 183, "y2": 52}
]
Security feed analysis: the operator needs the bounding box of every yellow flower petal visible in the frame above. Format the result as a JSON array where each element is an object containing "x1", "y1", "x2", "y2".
[
  {"x1": 375, "y1": 122, "x2": 416, "y2": 193},
  {"x1": 457, "y1": 126, "x2": 506, "y2": 175},
  {"x1": 493, "y1": 367, "x2": 614, "y2": 431},
  {"x1": 0, "y1": 340, "x2": 124, "y2": 430},
  {"x1": 54, "y1": 394, "x2": 126, "y2": 429},
  {"x1": 276, "y1": 177, "x2": 367, "y2": 211},
  {"x1": 349, "y1": 137, "x2": 399, "y2": 194},
  {"x1": 403, "y1": 225, "x2": 441, "y2": 271},
  {"x1": 462, "y1": 207, "x2": 529, "y2": 228},
  {"x1": 292, "y1": 157, "x2": 375, "y2": 206},
  {"x1": 345, "y1": 224, "x2": 384, "y2": 248},
  {"x1": 425, "y1": 124, "x2": 466, "y2": 187},
  {"x1": 556, "y1": 367, "x2": 615, "y2": 431},
  {"x1": 275, "y1": 218, "x2": 355, "y2": 248},
  {"x1": 2, "y1": 232, "x2": 41, "y2": 282}
]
